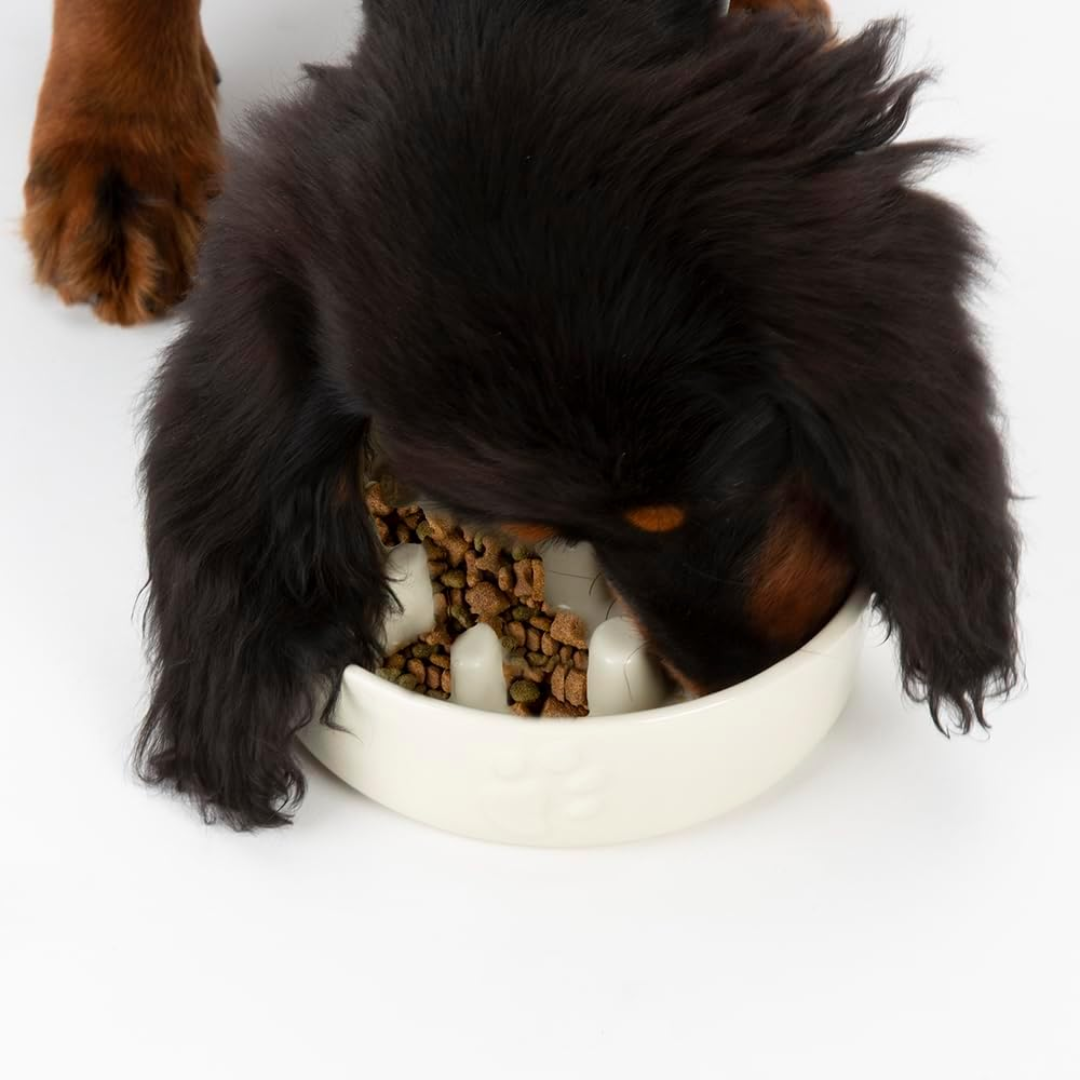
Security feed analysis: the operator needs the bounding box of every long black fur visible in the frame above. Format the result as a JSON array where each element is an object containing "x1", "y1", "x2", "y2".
[{"x1": 137, "y1": 2, "x2": 1020, "y2": 828}]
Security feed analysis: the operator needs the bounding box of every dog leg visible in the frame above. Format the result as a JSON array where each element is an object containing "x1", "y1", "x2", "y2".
[
  {"x1": 24, "y1": 0, "x2": 220, "y2": 325},
  {"x1": 137, "y1": 233, "x2": 396, "y2": 826}
]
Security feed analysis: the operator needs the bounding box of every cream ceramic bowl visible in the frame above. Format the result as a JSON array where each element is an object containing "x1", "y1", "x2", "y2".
[{"x1": 300, "y1": 535, "x2": 867, "y2": 846}]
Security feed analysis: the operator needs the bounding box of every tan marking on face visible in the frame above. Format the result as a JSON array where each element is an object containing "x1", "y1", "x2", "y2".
[
  {"x1": 623, "y1": 505, "x2": 687, "y2": 534},
  {"x1": 504, "y1": 523, "x2": 558, "y2": 544},
  {"x1": 747, "y1": 492, "x2": 854, "y2": 646}
]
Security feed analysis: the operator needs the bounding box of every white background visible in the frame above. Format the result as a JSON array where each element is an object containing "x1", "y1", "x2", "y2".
[{"x1": 1, "y1": 2, "x2": 1077, "y2": 1077}]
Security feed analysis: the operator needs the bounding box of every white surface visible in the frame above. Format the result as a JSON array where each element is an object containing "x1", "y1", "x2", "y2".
[
  {"x1": 1, "y1": 2, "x2": 1077, "y2": 1077},
  {"x1": 306, "y1": 591, "x2": 866, "y2": 845}
]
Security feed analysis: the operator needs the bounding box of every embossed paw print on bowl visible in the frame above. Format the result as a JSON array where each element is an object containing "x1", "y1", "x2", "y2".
[{"x1": 300, "y1": 541, "x2": 867, "y2": 847}]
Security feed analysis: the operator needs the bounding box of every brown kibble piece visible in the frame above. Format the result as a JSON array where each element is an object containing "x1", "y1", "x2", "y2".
[
  {"x1": 428, "y1": 690, "x2": 449, "y2": 701},
  {"x1": 433, "y1": 592, "x2": 448, "y2": 621},
  {"x1": 529, "y1": 616, "x2": 552, "y2": 632},
  {"x1": 476, "y1": 549, "x2": 503, "y2": 575},
  {"x1": 541, "y1": 633, "x2": 557, "y2": 657},
  {"x1": 551, "y1": 664, "x2": 567, "y2": 703},
  {"x1": 428, "y1": 560, "x2": 448, "y2": 579},
  {"x1": 526, "y1": 628, "x2": 541, "y2": 653},
  {"x1": 429, "y1": 652, "x2": 451, "y2": 670},
  {"x1": 407, "y1": 658, "x2": 426, "y2": 682},
  {"x1": 465, "y1": 582, "x2": 512, "y2": 618},
  {"x1": 513, "y1": 561, "x2": 533, "y2": 598},
  {"x1": 365, "y1": 483, "x2": 393, "y2": 517},
  {"x1": 396, "y1": 523, "x2": 413, "y2": 545},
  {"x1": 559, "y1": 645, "x2": 573, "y2": 664},
  {"x1": 450, "y1": 588, "x2": 464, "y2": 607},
  {"x1": 541, "y1": 697, "x2": 580, "y2": 718},
  {"x1": 386, "y1": 653, "x2": 406, "y2": 671},
  {"x1": 442, "y1": 534, "x2": 471, "y2": 568},
  {"x1": 426, "y1": 667, "x2": 441, "y2": 689},
  {"x1": 530, "y1": 559, "x2": 545, "y2": 604},
  {"x1": 573, "y1": 650, "x2": 588, "y2": 671},
  {"x1": 497, "y1": 566, "x2": 514, "y2": 593},
  {"x1": 565, "y1": 669, "x2": 587, "y2": 707},
  {"x1": 507, "y1": 621, "x2": 527, "y2": 646},
  {"x1": 375, "y1": 518, "x2": 391, "y2": 545},
  {"x1": 550, "y1": 612, "x2": 588, "y2": 648},
  {"x1": 441, "y1": 670, "x2": 452, "y2": 694},
  {"x1": 523, "y1": 664, "x2": 545, "y2": 684},
  {"x1": 511, "y1": 703, "x2": 533, "y2": 718}
]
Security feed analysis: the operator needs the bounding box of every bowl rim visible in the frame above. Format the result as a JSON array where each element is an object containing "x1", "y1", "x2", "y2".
[{"x1": 342, "y1": 586, "x2": 871, "y2": 729}]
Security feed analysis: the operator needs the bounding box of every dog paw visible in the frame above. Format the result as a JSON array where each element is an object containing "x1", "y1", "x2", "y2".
[{"x1": 24, "y1": 54, "x2": 220, "y2": 324}]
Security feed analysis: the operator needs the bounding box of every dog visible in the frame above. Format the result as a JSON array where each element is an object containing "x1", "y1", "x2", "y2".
[{"x1": 24, "y1": 0, "x2": 1020, "y2": 829}]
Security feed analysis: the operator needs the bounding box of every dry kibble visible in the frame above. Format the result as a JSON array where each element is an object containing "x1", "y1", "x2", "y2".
[
  {"x1": 550, "y1": 612, "x2": 588, "y2": 648},
  {"x1": 465, "y1": 582, "x2": 512, "y2": 617},
  {"x1": 442, "y1": 534, "x2": 471, "y2": 568},
  {"x1": 573, "y1": 650, "x2": 588, "y2": 671},
  {"x1": 510, "y1": 679, "x2": 541, "y2": 704},
  {"x1": 551, "y1": 664, "x2": 567, "y2": 703},
  {"x1": 371, "y1": 492, "x2": 588, "y2": 716},
  {"x1": 541, "y1": 697, "x2": 580, "y2": 718},
  {"x1": 365, "y1": 483, "x2": 394, "y2": 517},
  {"x1": 565, "y1": 670, "x2": 587, "y2": 707},
  {"x1": 530, "y1": 559, "x2": 545, "y2": 603}
]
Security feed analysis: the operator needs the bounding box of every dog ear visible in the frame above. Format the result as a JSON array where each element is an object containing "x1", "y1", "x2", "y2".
[
  {"x1": 720, "y1": 24, "x2": 1023, "y2": 731},
  {"x1": 136, "y1": 216, "x2": 393, "y2": 828}
]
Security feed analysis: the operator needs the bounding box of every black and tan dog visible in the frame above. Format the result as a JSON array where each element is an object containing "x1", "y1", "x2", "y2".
[{"x1": 24, "y1": 0, "x2": 1020, "y2": 828}]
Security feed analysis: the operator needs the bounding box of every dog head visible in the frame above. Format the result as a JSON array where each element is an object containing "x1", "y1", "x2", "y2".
[{"x1": 319, "y1": 3, "x2": 1021, "y2": 728}]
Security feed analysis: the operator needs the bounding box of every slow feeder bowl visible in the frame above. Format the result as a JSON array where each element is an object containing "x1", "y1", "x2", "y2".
[{"x1": 300, "y1": 540, "x2": 867, "y2": 846}]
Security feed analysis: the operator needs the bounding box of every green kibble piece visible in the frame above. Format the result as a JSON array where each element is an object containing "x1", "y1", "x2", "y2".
[
  {"x1": 511, "y1": 606, "x2": 536, "y2": 621},
  {"x1": 441, "y1": 569, "x2": 467, "y2": 588},
  {"x1": 411, "y1": 642, "x2": 435, "y2": 659},
  {"x1": 511, "y1": 543, "x2": 530, "y2": 562},
  {"x1": 449, "y1": 603, "x2": 472, "y2": 626},
  {"x1": 500, "y1": 635, "x2": 518, "y2": 652},
  {"x1": 509, "y1": 679, "x2": 541, "y2": 705},
  {"x1": 473, "y1": 533, "x2": 487, "y2": 552},
  {"x1": 396, "y1": 673, "x2": 418, "y2": 691},
  {"x1": 428, "y1": 690, "x2": 450, "y2": 701},
  {"x1": 376, "y1": 667, "x2": 399, "y2": 681},
  {"x1": 527, "y1": 651, "x2": 547, "y2": 668},
  {"x1": 416, "y1": 520, "x2": 434, "y2": 541}
]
